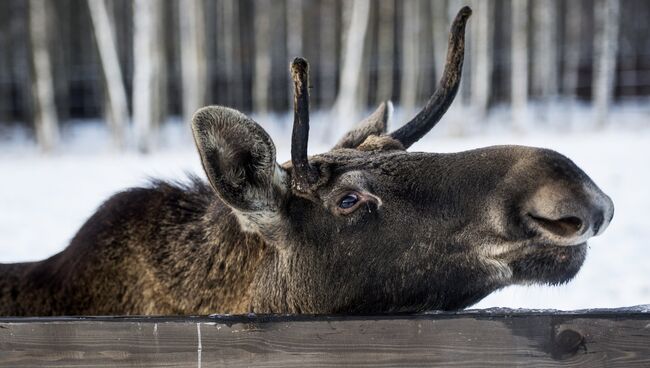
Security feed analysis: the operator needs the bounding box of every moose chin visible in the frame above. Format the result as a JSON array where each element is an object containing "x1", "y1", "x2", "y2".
[{"x1": 0, "y1": 6, "x2": 613, "y2": 316}]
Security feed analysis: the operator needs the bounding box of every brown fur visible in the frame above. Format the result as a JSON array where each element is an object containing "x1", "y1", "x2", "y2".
[{"x1": 0, "y1": 179, "x2": 268, "y2": 315}]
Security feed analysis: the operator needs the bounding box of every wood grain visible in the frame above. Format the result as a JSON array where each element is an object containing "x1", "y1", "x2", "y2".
[{"x1": 0, "y1": 310, "x2": 649, "y2": 367}]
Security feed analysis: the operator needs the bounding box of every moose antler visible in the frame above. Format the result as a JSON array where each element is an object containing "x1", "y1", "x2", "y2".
[
  {"x1": 390, "y1": 6, "x2": 472, "y2": 148},
  {"x1": 290, "y1": 57, "x2": 319, "y2": 193}
]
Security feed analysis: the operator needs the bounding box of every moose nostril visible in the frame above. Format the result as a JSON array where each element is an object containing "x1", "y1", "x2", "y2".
[
  {"x1": 523, "y1": 183, "x2": 613, "y2": 243},
  {"x1": 528, "y1": 214, "x2": 584, "y2": 238}
]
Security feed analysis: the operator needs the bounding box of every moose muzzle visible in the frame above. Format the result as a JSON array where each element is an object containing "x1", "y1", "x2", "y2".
[{"x1": 523, "y1": 181, "x2": 614, "y2": 246}]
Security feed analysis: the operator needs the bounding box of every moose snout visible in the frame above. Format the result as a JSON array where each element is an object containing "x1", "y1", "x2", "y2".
[{"x1": 522, "y1": 182, "x2": 614, "y2": 246}]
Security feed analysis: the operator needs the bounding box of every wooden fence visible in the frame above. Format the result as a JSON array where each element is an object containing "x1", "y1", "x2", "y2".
[{"x1": 1, "y1": 308, "x2": 649, "y2": 367}]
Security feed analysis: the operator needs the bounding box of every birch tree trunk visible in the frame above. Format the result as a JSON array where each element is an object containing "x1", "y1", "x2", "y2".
[
  {"x1": 357, "y1": 5, "x2": 375, "y2": 110},
  {"x1": 102, "y1": 2, "x2": 116, "y2": 139},
  {"x1": 179, "y1": 0, "x2": 207, "y2": 124},
  {"x1": 51, "y1": 1, "x2": 70, "y2": 125},
  {"x1": 376, "y1": 0, "x2": 394, "y2": 104},
  {"x1": 400, "y1": 0, "x2": 420, "y2": 115},
  {"x1": 416, "y1": 1, "x2": 433, "y2": 106},
  {"x1": 12, "y1": 1, "x2": 34, "y2": 126},
  {"x1": 286, "y1": 0, "x2": 303, "y2": 107},
  {"x1": 153, "y1": 6, "x2": 167, "y2": 138},
  {"x1": 532, "y1": 0, "x2": 558, "y2": 99},
  {"x1": 253, "y1": 0, "x2": 272, "y2": 114},
  {"x1": 29, "y1": 0, "x2": 59, "y2": 152},
  {"x1": 218, "y1": 0, "x2": 243, "y2": 108},
  {"x1": 431, "y1": 0, "x2": 448, "y2": 82},
  {"x1": 470, "y1": 0, "x2": 493, "y2": 120},
  {"x1": 266, "y1": 0, "x2": 287, "y2": 111},
  {"x1": 511, "y1": 0, "x2": 529, "y2": 129},
  {"x1": 0, "y1": 21, "x2": 8, "y2": 124},
  {"x1": 334, "y1": 0, "x2": 370, "y2": 129},
  {"x1": 616, "y1": 1, "x2": 637, "y2": 98},
  {"x1": 286, "y1": 0, "x2": 302, "y2": 58},
  {"x1": 133, "y1": 0, "x2": 163, "y2": 153},
  {"x1": 88, "y1": 0, "x2": 129, "y2": 149},
  {"x1": 593, "y1": 0, "x2": 620, "y2": 127},
  {"x1": 563, "y1": 0, "x2": 582, "y2": 99},
  {"x1": 319, "y1": 0, "x2": 337, "y2": 108}
]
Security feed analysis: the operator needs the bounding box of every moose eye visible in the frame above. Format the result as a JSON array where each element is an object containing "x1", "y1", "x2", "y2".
[{"x1": 339, "y1": 193, "x2": 359, "y2": 209}]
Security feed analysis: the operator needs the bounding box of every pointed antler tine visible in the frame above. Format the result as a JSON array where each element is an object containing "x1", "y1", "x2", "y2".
[
  {"x1": 390, "y1": 6, "x2": 472, "y2": 148},
  {"x1": 290, "y1": 57, "x2": 319, "y2": 193}
]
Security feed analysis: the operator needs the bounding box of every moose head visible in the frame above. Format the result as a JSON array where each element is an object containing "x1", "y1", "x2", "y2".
[{"x1": 191, "y1": 7, "x2": 613, "y2": 313}]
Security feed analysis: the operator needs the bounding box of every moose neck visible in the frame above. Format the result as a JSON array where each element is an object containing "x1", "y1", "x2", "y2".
[{"x1": 144, "y1": 198, "x2": 275, "y2": 315}]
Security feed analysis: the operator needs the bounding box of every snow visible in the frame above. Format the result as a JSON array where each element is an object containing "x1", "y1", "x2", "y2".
[{"x1": 0, "y1": 104, "x2": 649, "y2": 310}]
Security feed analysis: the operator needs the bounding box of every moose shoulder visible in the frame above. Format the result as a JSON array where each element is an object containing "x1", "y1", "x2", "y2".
[{"x1": 0, "y1": 7, "x2": 613, "y2": 316}]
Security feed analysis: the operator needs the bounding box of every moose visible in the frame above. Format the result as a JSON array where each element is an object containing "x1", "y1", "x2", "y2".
[{"x1": 0, "y1": 7, "x2": 613, "y2": 316}]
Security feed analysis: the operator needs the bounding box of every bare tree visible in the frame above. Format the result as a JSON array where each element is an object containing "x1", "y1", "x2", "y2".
[
  {"x1": 616, "y1": 0, "x2": 638, "y2": 98},
  {"x1": 400, "y1": 0, "x2": 420, "y2": 115},
  {"x1": 511, "y1": 0, "x2": 529, "y2": 128},
  {"x1": 88, "y1": 0, "x2": 129, "y2": 149},
  {"x1": 50, "y1": 1, "x2": 70, "y2": 125},
  {"x1": 9, "y1": 1, "x2": 34, "y2": 127},
  {"x1": 253, "y1": 0, "x2": 272, "y2": 114},
  {"x1": 376, "y1": 0, "x2": 395, "y2": 104},
  {"x1": 431, "y1": 0, "x2": 449, "y2": 82},
  {"x1": 286, "y1": 0, "x2": 303, "y2": 107},
  {"x1": 334, "y1": 0, "x2": 370, "y2": 128},
  {"x1": 286, "y1": 0, "x2": 303, "y2": 59},
  {"x1": 532, "y1": 0, "x2": 558, "y2": 100},
  {"x1": 179, "y1": 0, "x2": 207, "y2": 124},
  {"x1": 416, "y1": 1, "x2": 434, "y2": 106},
  {"x1": 563, "y1": 0, "x2": 582, "y2": 99},
  {"x1": 319, "y1": 0, "x2": 337, "y2": 108},
  {"x1": 133, "y1": 0, "x2": 163, "y2": 153},
  {"x1": 0, "y1": 17, "x2": 8, "y2": 124},
  {"x1": 29, "y1": 0, "x2": 59, "y2": 152},
  {"x1": 470, "y1": 0, "x2": 493, "y2": 120},
  {"x1": 153, "y1": 4, "x2": 167, "y2": 140},
  {"x1": 593, "y1": 0, "x2": 620, "y2": 127},
  {"x1": 218, "y1": 0, "x2": 243, "y2": 108},
  {"x1": 358, "y1": 5, "x2": 376, "y2": 110},
  {"x1": 101, "y1": 2, "x2": 116, "y2": 140}
]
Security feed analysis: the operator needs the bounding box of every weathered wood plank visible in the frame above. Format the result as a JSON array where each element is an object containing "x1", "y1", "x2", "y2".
[{"x1": 0, "y1": 309, "x2": 649, "y2": 367}]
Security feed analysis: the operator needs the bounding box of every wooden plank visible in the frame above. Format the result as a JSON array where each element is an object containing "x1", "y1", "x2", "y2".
[{"x1": 0, "y1": 309, "x2": 649, "y2": 367}]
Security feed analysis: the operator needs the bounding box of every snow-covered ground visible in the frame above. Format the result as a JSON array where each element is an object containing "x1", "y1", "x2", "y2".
[{"x1": 0, "y1": 104, "x2": 649, "y2": 310}]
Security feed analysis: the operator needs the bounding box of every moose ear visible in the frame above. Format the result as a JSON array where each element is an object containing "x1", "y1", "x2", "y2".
[
  {"x1": 191, "y1": 106, "x2": 288, "y2": 213},
  {"x1": 332, "y1": 101, "x2": 393, "y2": 150}
]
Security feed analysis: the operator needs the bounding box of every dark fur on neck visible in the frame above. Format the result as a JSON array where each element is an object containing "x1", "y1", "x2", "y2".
[{"x1": 0, "y1": 177, "x2": 272, "y2": 316}]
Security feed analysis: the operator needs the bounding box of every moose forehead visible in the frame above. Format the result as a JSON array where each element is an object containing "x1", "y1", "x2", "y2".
[{"x1": 303, "y1": 144, "x2": 539, "y2": 182}]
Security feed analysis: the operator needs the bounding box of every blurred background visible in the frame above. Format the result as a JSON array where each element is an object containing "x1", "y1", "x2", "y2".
[{"x1": 0, "y1": 0, "x2": 648, "y2": 310}]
